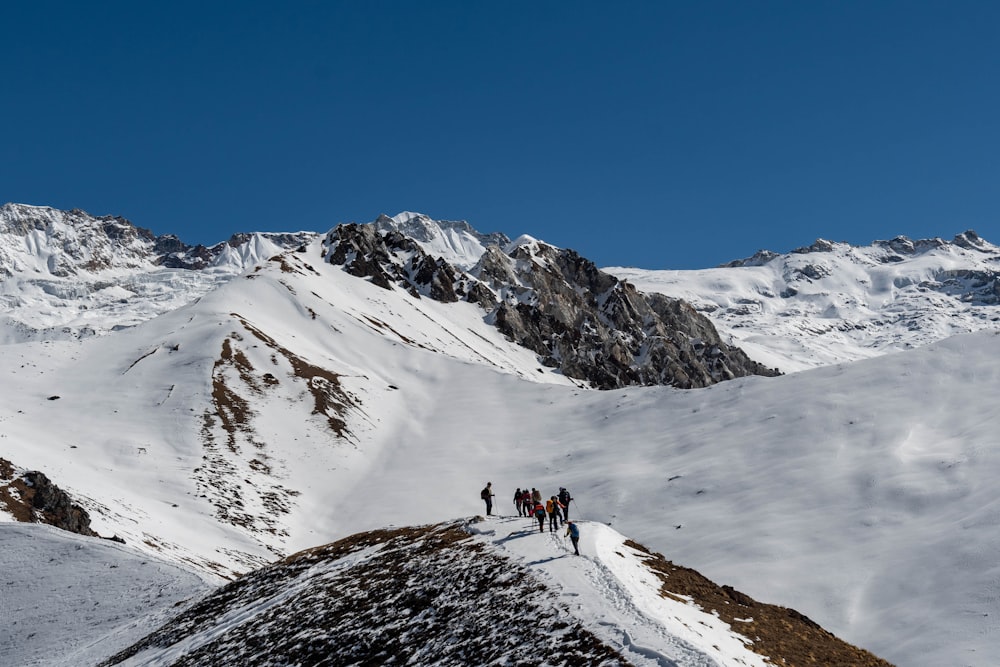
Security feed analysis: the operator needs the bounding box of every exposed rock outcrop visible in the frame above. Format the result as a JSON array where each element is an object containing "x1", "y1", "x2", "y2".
[
  {"x1": 0, "y1": 458, "x2": 98, "y2": 537},
  {"x1": 322, "y1": 224, "x2": 779, "y2": 389}
]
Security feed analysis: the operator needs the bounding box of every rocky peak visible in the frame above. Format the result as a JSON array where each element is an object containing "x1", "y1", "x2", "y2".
[
  {"x1": 952, "y1": 229, "x2": 992, "y2": 252},
  {"x1": 323, "y1": 220, "x2": 779, "y2": 389},
  {"x1": 322, "y1": 222, "x2": 467, "y2": 302},
  {"x1": 720, "y1": 248, "x2": 779, "y2": 268},
  {"x1": 372, "y1": 211, "x2": 510, "y2": 270},
  {"x1": 793, "y1": 238, "x2": 836, "y2": 254}
]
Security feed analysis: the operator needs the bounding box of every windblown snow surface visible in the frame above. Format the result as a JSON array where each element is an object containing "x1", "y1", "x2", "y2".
[{"x1": 1, "y1": 229, "x2": 999, "y2": 665}]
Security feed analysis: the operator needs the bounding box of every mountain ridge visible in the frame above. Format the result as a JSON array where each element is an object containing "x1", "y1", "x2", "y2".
[{"x1": 74, "y1": 518, "x2": 892, "y2": 667}]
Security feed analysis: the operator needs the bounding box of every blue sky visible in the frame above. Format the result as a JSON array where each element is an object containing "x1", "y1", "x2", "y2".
[{"x1": 3, "y1": 2, "x2": 999, "y2": 269}]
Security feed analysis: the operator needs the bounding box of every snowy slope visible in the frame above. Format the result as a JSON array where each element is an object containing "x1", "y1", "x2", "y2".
[
  {"x1": 0, "y1": 523, "x2": 212, "y2": 667},
  {"x1": 1, "y1": 236, "x2": 998, "y2": 665},
  {"x1": 608, "y1": 231, "x2": 1000, "y2": 372},
  {"x1": 3, "y1": 212, "x2": 1000, "y2": 665}
]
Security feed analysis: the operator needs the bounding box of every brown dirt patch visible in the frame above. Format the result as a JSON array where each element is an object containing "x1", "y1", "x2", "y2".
[{"x1": 622, "y1": 539, "x2": 895, "y2": 667}]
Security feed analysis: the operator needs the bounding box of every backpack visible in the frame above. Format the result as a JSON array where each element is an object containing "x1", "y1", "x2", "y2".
[
  {"x1": 559, "y1": 489, "x2": 570, "y2": 505},
  {"x1": 481, "y1": 487, "x2": 490, "y2": 500},
  {"x1": 534, "y1": 505, "x2": 546, "y2": 518}
]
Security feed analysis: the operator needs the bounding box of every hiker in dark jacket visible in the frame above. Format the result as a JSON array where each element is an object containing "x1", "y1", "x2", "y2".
[
  {"x1": 558, "y1": 487, "x2": 572, "y2": 521},
  {"x1": 514, "y1": 488, "x2": 523, "y2": 516},
  {"x1": 481, "y1": 482, "x2": 495, "y2": 516}
]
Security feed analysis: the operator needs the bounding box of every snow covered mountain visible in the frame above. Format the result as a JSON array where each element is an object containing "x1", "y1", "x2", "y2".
[
  {"x1": 372, "y1": 210, "x2": 511, "y2": 270},
  {"x1": 2, "y1": 204, "x2": 1000, "y2": 666},
  {"x1": 609, "y1": 231, "x2": 1000, "y2": 372},
  {"x1": 0, "y1": 203, "x2": 316, "y2": 343}
]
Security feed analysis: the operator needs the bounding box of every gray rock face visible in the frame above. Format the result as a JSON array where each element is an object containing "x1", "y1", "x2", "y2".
[
  {"x1": 323, "y1": 224, "x2": 779, "y2": 389},
  {"x1": 323, "y1": 223, "x2": 467, "y2": 301},
  {"x1": 23, "y1": 471, "x2": 98, "y2": 537}
]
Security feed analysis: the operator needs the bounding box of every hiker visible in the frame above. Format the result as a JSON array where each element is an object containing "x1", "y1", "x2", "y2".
[
  {"x1": 531, "y1": 487, "x2": 542, "y2": 504},
  {"x1": 558, "y1": 487, "x2": 572, "y2": 521},
  {"x1": 481, "y1": 482, "x2": 495, "y2": 516},
  {"x1": 565, "y1": 521, "x2": 580, "y2": 555},
  {"x1": 520, "y1": 488, "x2": 532, "y2": 517},
  {"x1": 546, "y1": 496, "x2": 565, "y2": 532},
  {"x1": 533, "y1": 501, "x2": 547, "y2": 533},
  {"x1": 514, "y1": 488, "x2": 523, "y2": 516}
]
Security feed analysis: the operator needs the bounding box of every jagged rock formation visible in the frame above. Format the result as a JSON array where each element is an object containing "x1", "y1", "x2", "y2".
[
  {"x1": 323, "y1": 222, "x2": 468, "y2": 302},
  {"x1": 0, "y1": 458, "x2": 97, "y2": 537},
  {"x1": 322, "y1": 224, "x2": 778, "y2": 389}
]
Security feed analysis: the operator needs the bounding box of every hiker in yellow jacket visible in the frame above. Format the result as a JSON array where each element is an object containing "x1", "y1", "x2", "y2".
[{"x1": 546, "y1": 496, "x2": 565, "y2": 532}]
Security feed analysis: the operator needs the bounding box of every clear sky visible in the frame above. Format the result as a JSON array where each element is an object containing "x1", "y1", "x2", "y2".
[{"x1": 3, "y1": 2, "x2": 999, "y2": 269}]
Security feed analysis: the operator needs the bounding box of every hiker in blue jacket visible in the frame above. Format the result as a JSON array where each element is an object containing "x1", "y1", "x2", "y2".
[{"x1": 565, "y1": 521, "x2": 580, "y2": 555}]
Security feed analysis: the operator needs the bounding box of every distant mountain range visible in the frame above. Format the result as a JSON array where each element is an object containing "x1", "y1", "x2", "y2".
[
  {"x1": 610, "y1": 229, "x2": 1000, "y2": 372},
  {"x1": 3, "y1": 203, "x2": 1000, "y2": 666}
]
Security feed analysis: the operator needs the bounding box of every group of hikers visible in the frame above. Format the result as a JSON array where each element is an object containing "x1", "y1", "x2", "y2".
[{"x1": 479, "y1": 482, "x2": 581, "y2": 555}]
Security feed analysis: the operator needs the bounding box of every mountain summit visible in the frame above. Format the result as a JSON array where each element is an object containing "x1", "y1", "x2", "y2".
[{"x1": 372, "y1": 211, "x2": 510, "y2": 270}]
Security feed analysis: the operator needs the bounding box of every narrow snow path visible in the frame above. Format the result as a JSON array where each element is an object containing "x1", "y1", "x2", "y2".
[{"x1": 470, "y1": 516, "x2": 769, "y2": 667}]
